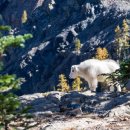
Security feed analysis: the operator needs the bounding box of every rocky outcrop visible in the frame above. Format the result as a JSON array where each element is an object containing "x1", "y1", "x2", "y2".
[
  {"x1": 20, "y1": 91, "x2": 130, "y2": 117},
  {"x1": 20, "y1": 91, "x2": 130, "y2": 130},
  {"x1": 1, "y1": 0, "x2": 130, "y2": 94}
]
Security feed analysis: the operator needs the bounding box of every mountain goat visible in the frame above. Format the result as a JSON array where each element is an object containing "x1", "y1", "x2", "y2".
[{"x1": 69, "y1": 59, "x2": 121, "y2": 92}]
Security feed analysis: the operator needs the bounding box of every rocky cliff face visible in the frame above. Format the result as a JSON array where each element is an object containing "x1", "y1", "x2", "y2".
[{"x1": 1, "y1": 0, "x2": 130, "y2": 94}]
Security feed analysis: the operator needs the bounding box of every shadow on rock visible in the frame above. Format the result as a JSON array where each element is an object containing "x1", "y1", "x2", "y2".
[{"x1": 20, "y1": 91, "x2": 130, "y2": 118}]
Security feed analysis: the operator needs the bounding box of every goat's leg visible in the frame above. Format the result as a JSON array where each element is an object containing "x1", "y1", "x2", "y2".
[{"x1": 88, "y1": 78, "x2": 98, "y2": 92}]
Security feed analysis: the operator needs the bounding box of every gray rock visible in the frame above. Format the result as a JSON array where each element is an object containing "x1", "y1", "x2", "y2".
[
  {"x1": 19, "y1": 91, "x2": 130, "y2": 119},
  {"x1": 107, "y1": 105, "x2": 130, "y2": 117},
  {"x1": 19, "y1": 91, "x2": 130, "y2": 130},
  {"x1": 65, "y1": 107, "x2": 83, "y2": 116},
  {"x1": 34, "y1": 111, "x2": 53, "y2": 117}
]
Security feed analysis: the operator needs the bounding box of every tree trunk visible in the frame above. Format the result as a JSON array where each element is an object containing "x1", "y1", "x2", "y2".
[{"x1": 4, "y1": 122, "x2": 9, "y2": 130}]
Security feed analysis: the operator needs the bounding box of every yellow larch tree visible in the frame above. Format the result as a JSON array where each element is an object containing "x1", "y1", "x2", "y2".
[
  {"x1": 114, "y1": 19, "x2": 130, "y2": 60},
  {"x1": 21, "y1": 10, "x2": 28, "y2": 24},
  {"x1": 95, "y1": 47, "x2": 109, "y2": 60},
  {"x1": 57, "y1": 74, "x2": 70, "y2": 92},
  {"x1": 72, "y1": 77, "x2": 82, "y2": 91},
  {"x1": 122, "y1": 19, "x2": 129, "y2": 46},
  {"x1": 74, "y1": 38, "x2": 82, "y2": 55}
]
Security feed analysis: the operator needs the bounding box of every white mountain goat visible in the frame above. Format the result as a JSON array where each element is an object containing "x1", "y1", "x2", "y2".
[{"x1": 69, "y1": 59, "x2": 121, "y2": 92}]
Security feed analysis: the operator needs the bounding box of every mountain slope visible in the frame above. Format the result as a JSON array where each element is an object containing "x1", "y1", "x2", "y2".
[{"x1": 1, "y1": 0, "x2": 130, "y2": 94}]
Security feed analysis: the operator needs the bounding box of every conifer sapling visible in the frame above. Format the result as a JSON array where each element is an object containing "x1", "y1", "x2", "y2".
[{"x1": 0, "y1": 25, "x2": 33, "y2": 130}]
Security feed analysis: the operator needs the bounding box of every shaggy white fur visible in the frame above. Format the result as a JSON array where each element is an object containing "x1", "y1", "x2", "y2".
[{"x1": 69, "y1": 59, "x2": 121, "y2": 92}]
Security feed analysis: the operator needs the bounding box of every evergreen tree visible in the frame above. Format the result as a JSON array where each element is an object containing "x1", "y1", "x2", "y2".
[
  {"x1": 0, "y1": 25, "x2": 33, "y2": 130},
  {"x1": 109, "y1": 59, "x2": 130, "y2": 88},
  {"x1": 57, "y1": 74, "x2": 69, "y2": 92},
  {"x1": 95, "y1": 47, "x2": 109, "y2": 60},
  {"x1": 72, "y1": 77, "x2": 82, "y2": 91}
]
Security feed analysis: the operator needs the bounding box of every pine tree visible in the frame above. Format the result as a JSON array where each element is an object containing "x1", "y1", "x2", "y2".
[
  {"x1": 119, "y1": 59, "x2": 130, "y2": 84},
  {"x1": 74, "y1": 38, "x2": 82, "y2": 55},
  {"x1": 0, "y1": 25, "x2": 33, "y2": 130},
  {"x1": 21, "y1": 10, "x2": 28, "y2": 24},
  {"x1": 57, "y1": 74, "x2": 69, "y2": 92},
  {"x1": 72, "y1": 77, "x2": 82, "y2": 91},
  {"x1": 95, "y1": 47, "x2": 109, "y2": 60},
  {"x1": 108, "y1": 59, "x2": 130, "y2": 89}
]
